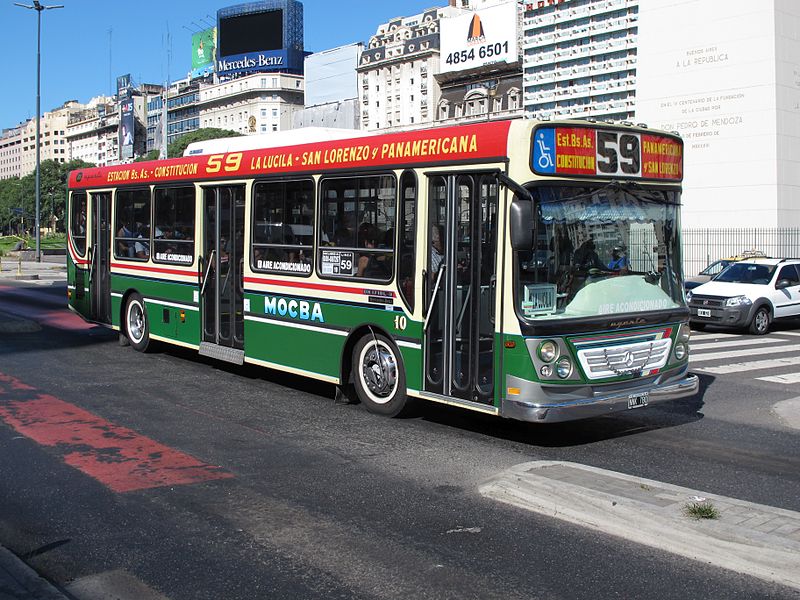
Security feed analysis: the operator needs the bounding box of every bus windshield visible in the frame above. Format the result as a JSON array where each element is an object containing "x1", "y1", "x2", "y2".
[{"x1": 516, "y1": 184, "x2": 683, "y2": 321}]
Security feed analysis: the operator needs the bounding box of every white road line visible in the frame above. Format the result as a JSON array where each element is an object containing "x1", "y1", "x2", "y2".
[
  {"x1": 689, "y1": 338, "x2": 773, "y2": 351},
  {"x1": 690, "y1": 331, "x2": 744, "y2": 338},
  {"x1": 689, "y1": 344, "x2": 797, "y2": 363},
  {"x1": 774, "y1": 331, "x2": 800, "y2": 337},
  {"x1": 694, "y1": 355, "x2": 800, "y2": 374},
  {"x1": 757, "y1": 372, "x2": 800, "y2": 384}
]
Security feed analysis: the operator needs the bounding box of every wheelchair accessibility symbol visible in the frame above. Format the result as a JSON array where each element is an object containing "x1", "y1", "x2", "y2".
[{"x1": 533, "y1": 129, "x2": 556, "y2": 173}]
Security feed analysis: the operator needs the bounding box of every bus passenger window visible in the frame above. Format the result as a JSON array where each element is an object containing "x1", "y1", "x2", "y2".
[
  {"x1": 251, "y1": 179, "x2": 314, "y2": 276},
  {"x1": 153, "y1": 187, "x2": 195, "y2": 265},
  {"x1": 70, "y1": 192, "x2": 88, "y2": 256},
  {"x1": 318, "y1": 175, "x2": 395, "y2": 281},
  {"x1": 114, "y1": 189, "x2": 151, "y2": 261}
]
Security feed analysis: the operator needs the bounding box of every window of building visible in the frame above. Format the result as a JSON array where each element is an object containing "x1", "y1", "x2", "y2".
[
  {"x1": 252, "y1": 179, "x2": 314, "y2": 276},
  {"x1": 152, "y1": 186, "x2": 195, "y2": 265},
  {"x1": 318, "y1": 175, "x2": 396, "y2": 281},
  {"x1": 114, "y1": 189, "x2": 151, "y2": 260}
]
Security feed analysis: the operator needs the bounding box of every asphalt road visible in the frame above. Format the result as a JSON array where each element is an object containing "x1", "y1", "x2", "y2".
[{"x1": 1, "y1": 280, "x2": 798, "y2": 599}]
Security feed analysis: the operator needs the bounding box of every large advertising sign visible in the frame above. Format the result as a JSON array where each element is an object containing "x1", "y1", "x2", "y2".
[
  {"x1": 440, "y1": 2, "x2": 518, "y2": 74},
  {"x1": 217, "y1": 7, "x2": 301, "y2": 76},
  {"x1": 191, "y1": 28, "x2": 216, "y2": 79},
  {"x1": 117, "y1": 74, "x2": 134, "y2": 161},
  {"x1": 532, "y1": 126, "x2": 683, "y2": 181}
]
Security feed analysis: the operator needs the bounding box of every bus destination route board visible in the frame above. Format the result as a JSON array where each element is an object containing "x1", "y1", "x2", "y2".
[{"x1": 532, "y1": 126, "x2": 683, "y2": 181}]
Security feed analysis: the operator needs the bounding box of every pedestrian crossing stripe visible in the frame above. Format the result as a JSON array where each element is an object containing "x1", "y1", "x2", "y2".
[
  {"x1": 689, "y1": 343, "x2": 797, "y2": 364},
  {"x1": 693, "y1": 355, "x2": 800, "y2": 375},
  {"x1": 689, "y1": 338, "x2": 775, "y2": 351},
  {"x1": 756, "y1": 372, "x2": 800, "y2": 384}
]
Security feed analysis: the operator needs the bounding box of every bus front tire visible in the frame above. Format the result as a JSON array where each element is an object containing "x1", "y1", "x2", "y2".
[
  {"x1": 125, "y1": 293, "x2": 151, "y2": 352},
  {"x1": 352, "y1": 333, "x2": 409, "y2": 417}
]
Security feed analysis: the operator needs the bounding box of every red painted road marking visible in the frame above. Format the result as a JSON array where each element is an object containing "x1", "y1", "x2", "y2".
[
  {"x1": 0, "y1": 373, "x2": 233, "y2": 493},
  {"x1": 0, "y1": 286, "x2": 96, "y2": 331}
]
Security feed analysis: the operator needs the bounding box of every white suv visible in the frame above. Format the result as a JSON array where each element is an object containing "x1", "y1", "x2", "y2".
[{"x1": 687, "y1": 258, "x2": 800, "y2": 334}]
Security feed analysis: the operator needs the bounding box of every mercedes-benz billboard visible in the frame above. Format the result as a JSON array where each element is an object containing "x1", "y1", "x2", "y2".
[{"x1": 217, "y1": 0, "x2": 304, "y2": 77}]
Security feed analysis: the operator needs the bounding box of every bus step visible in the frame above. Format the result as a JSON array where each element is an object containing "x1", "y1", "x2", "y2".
[{"x1": 199, "y1": 342, "x2": 245, "y2": 365}]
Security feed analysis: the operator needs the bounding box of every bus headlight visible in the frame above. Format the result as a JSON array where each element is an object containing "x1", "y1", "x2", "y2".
[
  {"x1": 685, "y1": 290, "x2": 693, "y2": 303},
  {"x1": 538, "y1": 340, "x2": 558, "y2": 363},
  {"x1": 556, "y1": 357, "x2": 572, "y2": 379},
  {"x1": 678, "y1": 323, "x2": 691, "y2": 343},
  {"x1": 674, "y1": 343, "x2": 687, "y2": 361}
]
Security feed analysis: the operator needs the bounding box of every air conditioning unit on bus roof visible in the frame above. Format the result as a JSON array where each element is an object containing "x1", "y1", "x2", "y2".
[{"x1": 183, "y1": 127, "x2": 375, "y2": 157}]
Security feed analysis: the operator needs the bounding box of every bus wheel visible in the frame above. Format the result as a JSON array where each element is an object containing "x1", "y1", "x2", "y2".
[
  {"x1": 748, "y1": 306, "x2": 770, "y2": 335},
  {"x1": 352, "y1": 333, "x2": 408, "y2": 417},
  {"x1": 125, "y1": 293, "x2": 150, "y2": 352}
]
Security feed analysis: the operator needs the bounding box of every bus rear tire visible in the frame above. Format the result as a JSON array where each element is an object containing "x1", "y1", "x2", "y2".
[
  {"x1": 352, "y1": 333, "x2": 409, "y2": 417},
  {"x1": 125, "y1": 293, "x2": 151, "y2": 352}
]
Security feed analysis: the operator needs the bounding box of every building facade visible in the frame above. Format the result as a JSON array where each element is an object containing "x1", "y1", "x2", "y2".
[
  {"x1": 66, "y1": 97, "x2": 120, "y2": 167},
  {"x1": 357, "y1": 5, "x2": 467, "y2": 131},
  {"x1": 0, "y1": 103, "x2": 74, "y2": 180},
  {"x1": 199, "y1": 73, "x2": 304, "y2": 135},
  {"x1": 522, "y1": 0, "x2": 639, "y2": 121},
  {"x1": 0, "y1": 124, "x2": 25, "y2": 180},
  {"x1": 635, "y1": 0, "x2": 800, "y2": 228}
]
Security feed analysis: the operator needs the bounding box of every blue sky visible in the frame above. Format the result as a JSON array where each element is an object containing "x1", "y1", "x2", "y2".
[{"x1": 1, "y1": 0, "x2": 439, "y2": 129}]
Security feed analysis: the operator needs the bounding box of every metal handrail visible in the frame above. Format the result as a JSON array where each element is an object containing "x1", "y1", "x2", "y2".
[{"x1": 423, "y1": 265, "x2": 446, "y2": 332}]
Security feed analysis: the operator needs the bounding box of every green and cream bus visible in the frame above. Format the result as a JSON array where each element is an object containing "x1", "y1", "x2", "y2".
[{"x1": 67, "y1": 120, "x2": 698, "y2": 423}]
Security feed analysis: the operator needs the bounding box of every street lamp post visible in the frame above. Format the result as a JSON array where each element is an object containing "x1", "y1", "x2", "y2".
[{"x1": 14, "y1": 0, "x2": 64, "y2": 262}]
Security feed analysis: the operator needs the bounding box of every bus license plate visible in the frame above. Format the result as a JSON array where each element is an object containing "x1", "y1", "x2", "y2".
[
  {"x1": 697, "y1": 308, "x2": 711, "y2": 317},
  {"x1": 628, "y1": 392, "x2": 649, "y2": 409}
]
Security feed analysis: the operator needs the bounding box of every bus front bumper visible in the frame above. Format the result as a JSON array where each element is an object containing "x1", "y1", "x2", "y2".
[{"x1": 501, "y1": 369, "x2": 699, "y2": 424}]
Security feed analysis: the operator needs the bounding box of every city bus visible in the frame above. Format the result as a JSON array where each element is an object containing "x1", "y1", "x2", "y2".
[{"x1": 66, "y1": 119, "x2": 698, "y2": 423}]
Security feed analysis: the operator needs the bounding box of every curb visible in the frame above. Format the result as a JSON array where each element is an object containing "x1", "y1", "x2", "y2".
[
  {"x1": 0, "y1": 544, "x2": 70, "y2": 600},
  {"x1": 480, "y1": 461, "x2": 800, "y2": 592}
]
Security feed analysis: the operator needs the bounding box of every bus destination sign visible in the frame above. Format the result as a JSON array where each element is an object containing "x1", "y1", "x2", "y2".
[{"x1": 532, "y1": 126, "x2": 683, "y2": 181}]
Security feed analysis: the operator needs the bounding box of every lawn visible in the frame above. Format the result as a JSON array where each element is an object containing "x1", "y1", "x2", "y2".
[{"x1": 0, "y1": 234, "x2": 65, "y2": 255}]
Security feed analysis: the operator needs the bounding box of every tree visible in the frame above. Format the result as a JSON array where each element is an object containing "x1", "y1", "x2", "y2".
[
  {"x1": 167, "y1": 128, "x2": 240, "y2": 159},
  {"x1": 2, "y1": 159, "x2": 95, "y2": 234}
]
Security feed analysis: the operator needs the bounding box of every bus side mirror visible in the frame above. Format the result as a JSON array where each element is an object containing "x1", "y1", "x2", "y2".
[{"x1": 510, "y1": 199, "x2": 532, "y2": 251}]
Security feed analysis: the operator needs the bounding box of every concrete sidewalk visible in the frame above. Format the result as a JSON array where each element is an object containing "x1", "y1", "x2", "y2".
[
  {"x1": 0, "y1": 252, "x2": 66, "y2": 283},
  {"x1": 0, "y1": 544, "x2": 70, "y2": 600},
  {"x1": 481, "y1": 461, "x2": 800, "y2": 592}
]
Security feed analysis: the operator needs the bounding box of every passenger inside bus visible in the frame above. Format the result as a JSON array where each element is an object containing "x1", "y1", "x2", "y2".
[{"x1": 357, "y1": 225, "x2": 388, "y2": 278}]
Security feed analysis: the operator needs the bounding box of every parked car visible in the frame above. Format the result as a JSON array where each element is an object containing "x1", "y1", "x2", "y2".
[
  {"x1": 686, "y1": 258, "x2": 800, "y2": 334},
  {"x1": 684, "y1": 250, "x2": 769, "y2": 291}
]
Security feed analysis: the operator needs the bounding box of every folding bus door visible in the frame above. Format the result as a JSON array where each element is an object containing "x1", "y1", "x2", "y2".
[{"x1": 424, "y1": 173, "x2": 498, "y2": 404}]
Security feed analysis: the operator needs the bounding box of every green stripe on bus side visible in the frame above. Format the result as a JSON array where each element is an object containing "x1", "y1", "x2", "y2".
[
  {"x1": 244, "y1": 318, "x2": 341, "y2": 379},
  {"x1": 111, "y1": 274, "x2": 200, "y2": 346},
  {"x1": 244, "y1": 290, "x2": 423, "y2": 386}
]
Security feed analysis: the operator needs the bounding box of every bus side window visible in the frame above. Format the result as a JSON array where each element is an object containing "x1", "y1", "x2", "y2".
[
  {"x1": 251, "y1": 179, "x2": 314, "y2": 276},
  {"x1": 70, "y1": 192, "x2": 88, "y2": 256},
  {"x1": 398, "y1": 171, "x2": 417, "y2": 312}
]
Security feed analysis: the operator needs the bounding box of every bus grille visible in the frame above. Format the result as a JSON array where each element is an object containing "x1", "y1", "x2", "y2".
[{"x1": 576, "y1": 338, "x2": 672, "y2": 380}]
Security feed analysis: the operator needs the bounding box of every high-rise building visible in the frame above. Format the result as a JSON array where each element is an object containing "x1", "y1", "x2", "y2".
[
  {"x1": 357, "y1": 4, "x2": 467, "y2": 131},
  {"x1": 522, "y1": 0, "x2": 639, "y2": 121}
]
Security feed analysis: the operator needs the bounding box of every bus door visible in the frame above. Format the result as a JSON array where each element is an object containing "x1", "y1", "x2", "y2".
[
  {"x1": 424, "y1": 174, "x2": 498, "y2": 404},
  {"x1": 200, "y1": 185, "x2": 246, "y2": 363},
  {"x1": 89, "y1": 191, "x2": 112, "y2": 323}
]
